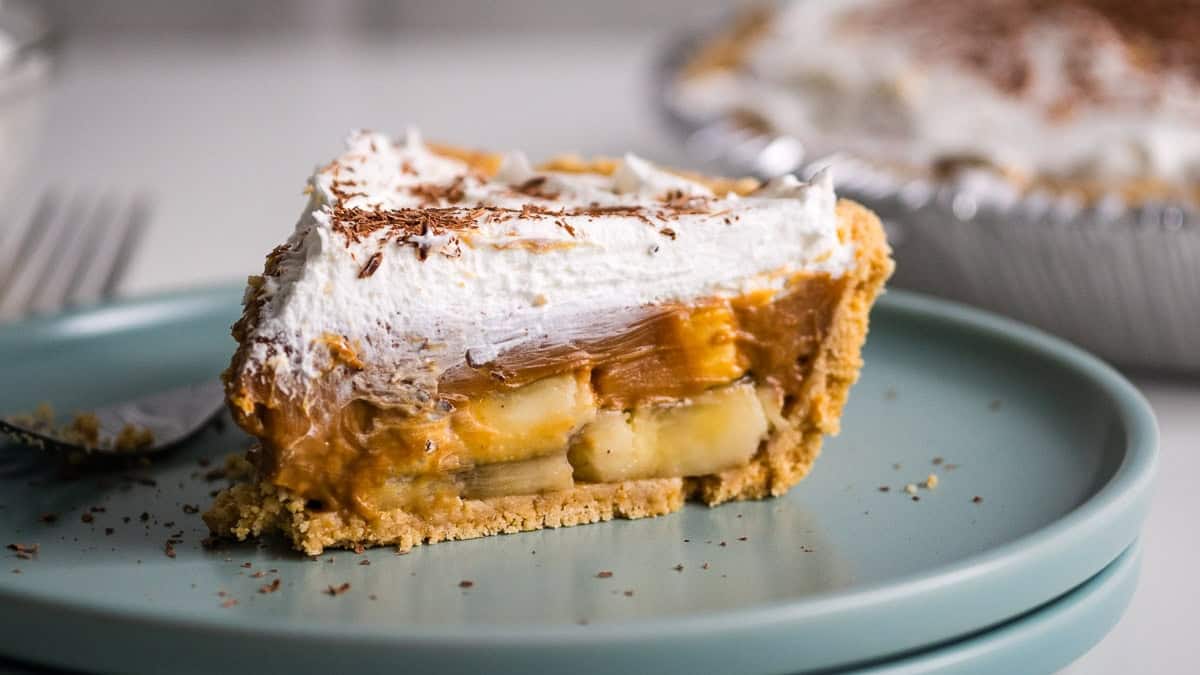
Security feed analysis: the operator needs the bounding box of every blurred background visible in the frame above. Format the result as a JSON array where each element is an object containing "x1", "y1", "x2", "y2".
[
  {"x1": 0, "y1": 0, "x2": 743, "y2": 305},
  {"x1": 0, "y1": 1, "x2": 1194, "y2": 673}
]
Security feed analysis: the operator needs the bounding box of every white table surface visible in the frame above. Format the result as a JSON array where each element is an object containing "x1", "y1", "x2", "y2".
[{"x1": 3, "y1": 31, "x2": 1197, "y2": 674}]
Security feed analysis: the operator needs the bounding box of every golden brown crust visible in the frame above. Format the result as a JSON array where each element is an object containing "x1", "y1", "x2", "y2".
[{"x1": 205, "y1": 199, "x2": 894, "y2": 555}]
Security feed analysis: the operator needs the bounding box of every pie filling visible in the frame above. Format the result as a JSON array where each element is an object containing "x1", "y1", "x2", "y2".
[{"x1": 231, "y1": 271, "x2": 845, "y2": 521}]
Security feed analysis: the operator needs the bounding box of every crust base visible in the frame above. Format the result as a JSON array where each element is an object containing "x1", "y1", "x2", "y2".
[{"x1": 204, "y1": 200, "x2": 893, "y2": 555}]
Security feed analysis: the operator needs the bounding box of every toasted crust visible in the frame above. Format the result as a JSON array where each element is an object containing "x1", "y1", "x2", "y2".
[{"x1": 205, "y1": 199, "x2": 893, "y2": 555}]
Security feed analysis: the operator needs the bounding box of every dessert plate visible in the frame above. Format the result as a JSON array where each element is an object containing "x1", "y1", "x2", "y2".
[
  {"x1": 0, "y1": 286, "x2": 1156, "y2": 675},
  {"x1": 851, "y1": 540, "x2": 1141, "y2": 675}
]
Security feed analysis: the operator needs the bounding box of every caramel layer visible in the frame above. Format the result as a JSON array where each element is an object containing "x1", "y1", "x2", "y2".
[
  {"x1": 441, "y1": 274, "x2": 846, "y2": 408},
  {"x1": 238, "y1": 274, "x2": 845, "y2": 517}
]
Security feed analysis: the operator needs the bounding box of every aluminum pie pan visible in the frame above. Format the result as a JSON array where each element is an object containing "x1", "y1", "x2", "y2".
[{"x1": 656, "y1": 27, "x2": 1200, "y2": 374}]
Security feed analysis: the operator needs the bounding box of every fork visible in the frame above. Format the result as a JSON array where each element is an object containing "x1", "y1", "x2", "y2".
[
  {"x1": 0, "y1": 190, "x2": 150, "y2": 321},
  {"x1": 0, "y1": 190, "x2": 228, "y2": 460}
]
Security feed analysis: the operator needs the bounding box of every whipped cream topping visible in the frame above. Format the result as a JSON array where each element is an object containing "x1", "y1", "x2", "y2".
[
  {"x1": 244, "y1": 130, "x2": 851, "y2": 390},
  {"x1": 675, "y1": 0, "x2": 1200, "y2": 191}
]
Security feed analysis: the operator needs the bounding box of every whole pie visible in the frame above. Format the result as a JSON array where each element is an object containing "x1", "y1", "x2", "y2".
[
  {"x1": 203, "y1": 129, "x2": 893, "y2": 554},
  {"x1": 674, "y1": 0, "x2": 1200, "y2": 204}
]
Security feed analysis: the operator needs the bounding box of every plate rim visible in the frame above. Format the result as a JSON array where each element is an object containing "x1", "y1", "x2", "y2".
[{"x1": 0, "y1": 285, "x2": 1157, "y2": 665}]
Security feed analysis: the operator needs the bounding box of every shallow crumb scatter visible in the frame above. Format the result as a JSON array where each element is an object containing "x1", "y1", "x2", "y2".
[
  {"x1": 359, "y1": 559, "x2": 371, "y2": 566},
  {"x1": 458, "y1": 580, "x2": 474, "y2": 589},
  {"x1": 911, "y1": 496, "x2": 920, "y2": 502},
  {"x1": 904, "y1": 483, "x2": 918, "y2": 495},
  {"x1": 973, "y1": 496, "x2": 983, "y2": 504},
  {"x1": 737, "y1": 536, "x2": 748, "y2": 541},
  {"x1": 924, "y1": 474, "x2": 939, "y2": 489},
  {"x1": 878, "y1": 486, "x2": 890, "y2": 492},
  {"x1": 673, "y1": 564, "x2": 684, "y2": 572},
  {"x1": 595, "y1": 571, "x2": 613, "y2": 578},
  {"x1": 258, "y1": 579, "x2": 281, "y2": 594},
  {"x1": 325, "y1": 583, "x2": 351, "y2": 596}
]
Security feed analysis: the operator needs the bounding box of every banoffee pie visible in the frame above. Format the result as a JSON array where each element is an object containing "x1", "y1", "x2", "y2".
[{"x1": 203, "y1": 129, "x2": 893, "y2": 554}]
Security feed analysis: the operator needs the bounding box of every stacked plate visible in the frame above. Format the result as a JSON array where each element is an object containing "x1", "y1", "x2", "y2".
[{"x1": 0, "y1": 287, "x2": 1155, "y2": 674}]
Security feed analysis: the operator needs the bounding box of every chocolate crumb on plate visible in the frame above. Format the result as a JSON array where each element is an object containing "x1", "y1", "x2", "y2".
[
  {"x1": 458, "y1": 580, "x2": 474, "y2": 588},
  {"x1": 6, "y1": 543, "x2": 38, "y2": 556},
  {"x1": 595, "y1": 571, "x2": 613, "y2": 579},
  {"x1": 325, "y1": 583, "x2": 351, "y2": 596},
  {"x1": 973, "y1": 496, "x2": 984, "y2": 503},
  {"x1": 258, "y1": 579, "x2": 281, "y2": 594},
  {"x1": 38, "y1": 513, "x2": 57, "y2": 524}
]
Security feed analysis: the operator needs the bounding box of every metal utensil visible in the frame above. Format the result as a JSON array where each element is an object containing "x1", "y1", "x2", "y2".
[
  {"x1": 0, "y1": 379, "x2": 225, "y2": 458},
  {"x1": 0, "y1": 191, "x2": 149, "y2": 320}
]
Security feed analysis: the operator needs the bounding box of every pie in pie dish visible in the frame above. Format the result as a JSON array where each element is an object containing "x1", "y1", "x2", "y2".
[
  {"x1": 203, "y1": 129, "x2": 893, "y2": 554},
  {"x1": 674, "y1": 0, "x2": 1200, "y2": 204}
]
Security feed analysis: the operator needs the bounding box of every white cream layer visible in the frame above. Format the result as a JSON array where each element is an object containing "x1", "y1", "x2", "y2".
[
  {"x1": 246, "y1": 130, "x2": 851, "y2": 387},
  {"x1": 675, "y1": 0, "x2": 1200, "y2": 189}
]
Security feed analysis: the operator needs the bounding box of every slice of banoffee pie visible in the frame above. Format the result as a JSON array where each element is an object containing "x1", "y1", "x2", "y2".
[{"x1": 204, "y1": 129, "x2": 893, "y2": 555}]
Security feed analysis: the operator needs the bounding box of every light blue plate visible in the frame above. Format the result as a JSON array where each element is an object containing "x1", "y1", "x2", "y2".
[
  {"x1": 0, "y1": 287, "x2": 1157, "y2": 675},
  {"x1": 849, "y1": 540, "x2": 1141, "y2": 674}
]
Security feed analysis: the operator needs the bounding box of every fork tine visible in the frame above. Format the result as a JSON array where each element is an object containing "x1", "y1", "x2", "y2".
[
  {"x1": 27, "y1": 193, "x2": 98, "y2": 315},
  {"x1": 62, "y1": 194, "x2": 119, "y2": 307},
  {"x1": 0, "y1": 191, "x2": 70, "y2": 321},
  {"x1": 99, "y1": 195, "x2": 150, "y2": 298},
  {"x1": 68, "y1": 194, "x2": 149, "y2": 306},
  {"x1": 0, "y1": 191, "x2": 56, "y2": 305}
]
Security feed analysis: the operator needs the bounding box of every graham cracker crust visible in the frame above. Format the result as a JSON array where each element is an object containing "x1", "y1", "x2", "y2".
[{"x1": 204, "y1": 200, "x2": 892, "y2": 555}]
